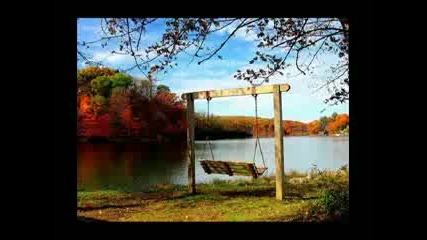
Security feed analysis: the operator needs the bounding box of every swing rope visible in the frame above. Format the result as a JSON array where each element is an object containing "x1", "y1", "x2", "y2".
[
  {"x1": 201, "y1": 96, "x2": 214, "y2": 161},
  {"x1": 252, "y1": 94, "x2": 267, "y2": 170}
]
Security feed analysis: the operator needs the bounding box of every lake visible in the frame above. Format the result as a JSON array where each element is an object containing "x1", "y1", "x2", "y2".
[{"x1": 77, "y1": 136, "x2": 349, "y2": 192}]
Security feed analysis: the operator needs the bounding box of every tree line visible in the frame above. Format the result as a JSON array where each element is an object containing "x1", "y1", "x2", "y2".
[
  {"x1": 77, "y1": 66, "x2": 186, "y2": 142},
  {"x1": 77, "y1": 66, "x2": 349, "y2": 142}
]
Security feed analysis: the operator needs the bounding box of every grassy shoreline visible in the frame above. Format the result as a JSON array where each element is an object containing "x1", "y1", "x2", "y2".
[{"x1": 77, "y1": 168, "x2": 348, "y2": 222}]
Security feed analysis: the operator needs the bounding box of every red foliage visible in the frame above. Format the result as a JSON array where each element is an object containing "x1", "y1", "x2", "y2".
[
  {"x1": 77, "y1": 80, "x2": 348, "y2": 139},
  {"x1": 78, "y1": 114, "x2": 112, "y2": 137},
  {"x1": 77, "y1": 89, "x2": 186, "y2": 140}
]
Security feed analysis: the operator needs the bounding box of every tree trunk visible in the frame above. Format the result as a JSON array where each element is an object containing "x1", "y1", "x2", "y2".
[{"x1": 339, "y1": 18, "x2": 349, "y2": 41}]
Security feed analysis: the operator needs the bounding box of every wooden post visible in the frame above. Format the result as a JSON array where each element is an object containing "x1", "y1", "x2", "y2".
[
  {"x1": 273, "y1": 85, "x2": 285, "y2": 200},
  {"x1": 186, "y1": 94, "x2": 196, "y2": 194}
]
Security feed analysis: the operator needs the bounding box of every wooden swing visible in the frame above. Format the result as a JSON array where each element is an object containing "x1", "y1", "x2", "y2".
[{"x1": 199, "y1": 94, "x2": 267, "y2": 179}]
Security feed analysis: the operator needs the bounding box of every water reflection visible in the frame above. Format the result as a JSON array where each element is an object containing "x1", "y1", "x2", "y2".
[{"x1": 77, "y1": 136, "x2": 348, "y2": 192}]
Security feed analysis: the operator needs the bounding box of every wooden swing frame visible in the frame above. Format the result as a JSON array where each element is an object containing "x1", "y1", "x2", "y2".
[{"x1": 182, "y1": 83, "x2": 290, "y2": 200}]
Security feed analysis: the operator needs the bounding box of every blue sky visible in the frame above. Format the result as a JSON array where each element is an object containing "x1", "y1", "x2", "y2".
[{"x1": 77, "y1": 18, "x2": 349, "y2": 123}]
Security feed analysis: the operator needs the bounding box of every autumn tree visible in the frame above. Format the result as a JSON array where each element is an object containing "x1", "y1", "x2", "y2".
[
  {"x1": 77, "y1": 66, "x2": 117, "y2": 97},
  {"x1": 332, "y1": 112, "x2": 338, "y2": 120},
  {"x1": 90, "y1": 95, "x2": 108, "y2": 117},
  {"x1": 131, "y1": 78, "x2": 155, "y2": 99},
  {"x1": 319, "y1": 116, "x2": 328, "y2": 131},
  {"x1": 78, "y1": 18, "x2": 349, "y2": 105},
  {"x1": 334, "y1": 114, "x2": 349, "y2": 131},
  {"x1": 308, "y1": 120, "x2": 321, "y2": 135},
  {"x1": 110, "y1": 88, "x2": 131, "y2": 136}
]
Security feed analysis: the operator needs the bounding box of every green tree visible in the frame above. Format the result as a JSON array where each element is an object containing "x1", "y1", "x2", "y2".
[
  {"x1": 91, "y1": 76, "x2": 112, "y2": 97},
  {"x1": 111, "y1": 73, "x2": 133, "y2": 89},
  {"x1": 156, "y1": 84, "x2": 171, "y2": 93},
  {"x1": 77, "y1": 66, "x2": 117, "y2": 96}
]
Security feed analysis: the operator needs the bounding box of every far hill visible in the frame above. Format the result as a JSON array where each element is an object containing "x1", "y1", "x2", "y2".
[{"x1": 194, "y1": 113, "x2": 349, "y2": 139}]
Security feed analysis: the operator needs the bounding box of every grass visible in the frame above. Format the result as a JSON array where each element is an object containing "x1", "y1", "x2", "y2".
[{"x1": 77, "y1": 168, "x2": 348, "y2": 222}]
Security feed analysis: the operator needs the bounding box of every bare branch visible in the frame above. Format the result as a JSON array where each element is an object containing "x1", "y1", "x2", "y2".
[
  {"x1": 77, "y1": 50, "x2": 102, "y2": 66},
  {"x1": 77, "y1": 50, "x2": 89, "y2": 61},
  {"x1": 136, "y1": 26, "x2": 143, "y2": 51},
  {"x1": 295, "y1": 50, "x2": 306, "y2": 75},
  {"x1": 83, "y1": 18, "x2": 155, "y2": 47},
  {"x1": 126, "y1": 19, "x2": 135, "y2": 56},
  {"x1": 207, "y1": 19, "x2": 238, "y2": 33},
  {"x1": 188, "y1": 22, "x2": 212, "y2": 65},
  {"x1": 198, "y1": 18, "x2": 261, "y2": 65},
  {"x1": 85, "y1": 27, "x2": 140, "y2": 45},
  {"x1": 213, "y1": 18, "x2": 239, "y2": 23},
  {"x1": 295, "y1": 31, "x2": 342, "y2": 52},
  {"x1": 303, "y1": 35, "x2": 328, "y2": 72},
  {"x1": 271, "y1": 27, "x2": 343, "y2": 49},
  {"x1": 259, "y1": 19, "x2": 309, "y2": 83},
  {"x1": 311, "y1": 68, "x2": 348, "y2": 94},
  {"x1": 133, "y1": 56, "x2": 149, "y2": 79},
  {"x1": 121, "y1": 52, "x2": 163, "y2": 72}
]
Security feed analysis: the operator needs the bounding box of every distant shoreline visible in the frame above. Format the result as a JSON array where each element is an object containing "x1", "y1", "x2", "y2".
[{"x1": 77, "y1": 134, "x2": 348, "y2": 144}]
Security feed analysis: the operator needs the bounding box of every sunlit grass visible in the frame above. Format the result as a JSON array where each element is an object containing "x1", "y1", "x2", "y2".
[{"x1": 77, "y1": 167, "x2": 348, "y2": 222}]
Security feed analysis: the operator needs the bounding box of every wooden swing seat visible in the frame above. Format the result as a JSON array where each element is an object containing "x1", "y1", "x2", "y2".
[{"x1": 200, "y1": 160, "x2": 267, "y2": 179}]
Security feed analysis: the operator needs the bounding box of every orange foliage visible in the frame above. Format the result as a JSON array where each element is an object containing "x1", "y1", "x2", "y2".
[
  {"x1": 308, "y1": 120, "x2": 321, "y2": 135},
  {"x1": 326, "y1": 114, "x2": 349, "y2": 134},
  {"x1": 79, "y1": 96, "x2": 91, "y2": 113},
  {"x1": 76, "y1": 73, "x2": 348, "y2": 139},
  {"x1": 77, "y1": 66, "x2": 117, "y2": 82},
  {"x1": 195, "y1": 114, "x2": 348, "y2": 137}
]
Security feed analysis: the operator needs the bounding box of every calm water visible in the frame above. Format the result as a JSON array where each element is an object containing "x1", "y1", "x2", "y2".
[{"x1": 77, "y1": 136, "x2": 349, "y2": 192}]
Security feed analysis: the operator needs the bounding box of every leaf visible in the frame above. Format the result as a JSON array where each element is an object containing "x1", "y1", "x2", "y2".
[{"x1": 249, "y1": 60, "x2": 255, "y2": 64}]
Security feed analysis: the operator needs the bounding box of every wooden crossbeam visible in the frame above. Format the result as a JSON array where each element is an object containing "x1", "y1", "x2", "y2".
[{"x1": 182, "y1": 83, "x2": 290, "y2": 100}]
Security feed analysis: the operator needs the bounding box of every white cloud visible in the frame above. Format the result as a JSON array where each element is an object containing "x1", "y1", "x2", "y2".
[
  {"x1": 83, "y1": 50, "x2": 159, "y2": 68},
  {"x1": 218, "y1": 20, "x2": 258, "y2": 42},
  {"x1": 89, "y1": 51, "x2": 134, "y2": 65}
]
